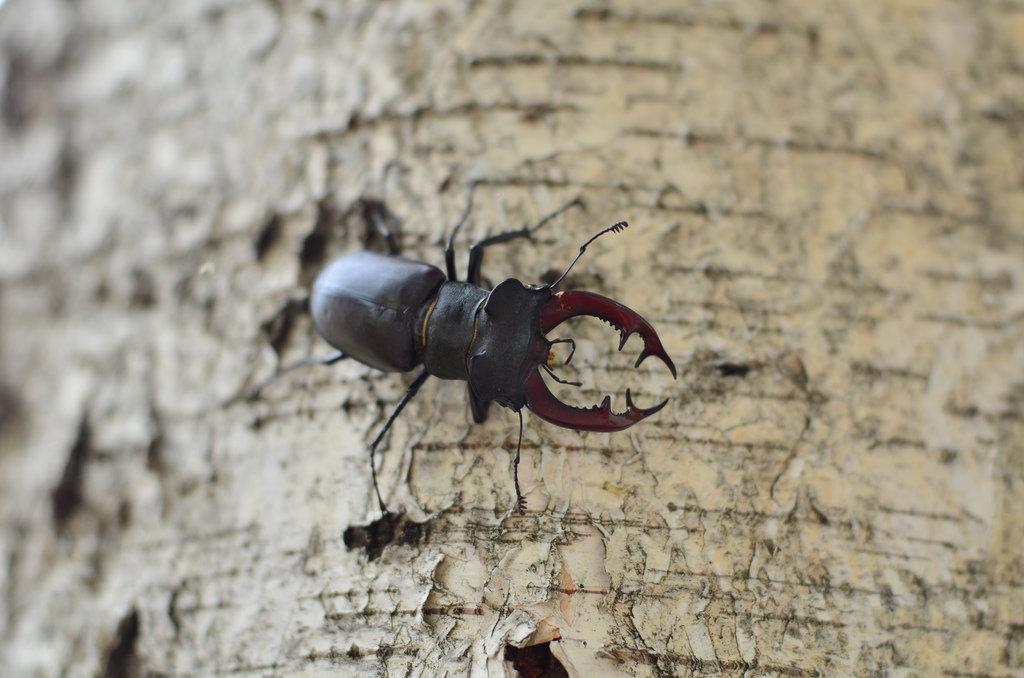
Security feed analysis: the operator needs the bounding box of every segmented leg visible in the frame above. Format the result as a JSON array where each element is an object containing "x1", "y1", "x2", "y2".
[
  {"x1": 362, "y1": 200, "x2": 400, "y2": 255},
  {"x1": 443, "y1": 182, "x2": 584, "y2": 285},
  {"x1": 469, "y1": 392, "x2": 490, "y2": 424},
  {"x1": 444, "y1": 179, "x2": 481, "y2": 281},
  {"x1": 513, "y1": 409, "x2": 526, "y2": 514},
  {"x1": 368, "y1": 160, "x2": 406, "y2": 255},
  {"x1": 246, "y1": 351, "x2": 347, "y2": 400},
  {"x1": 465, "y1": 197, "x2": 585, "y2": 287},
  {"x1": 368, "y1": 370, "x2": 430, "y2": 514}
]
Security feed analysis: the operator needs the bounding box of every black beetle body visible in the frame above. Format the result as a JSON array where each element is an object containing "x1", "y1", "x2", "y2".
[
  {"x1": 310, "y1": 252, "x2": 446, "y2": 373},
  {"x1": 255, "y1": 192, "x2": 676, "y2": 515},
  {"x1": 312, "y1": 251, "x2": 554, "y2": 421}
]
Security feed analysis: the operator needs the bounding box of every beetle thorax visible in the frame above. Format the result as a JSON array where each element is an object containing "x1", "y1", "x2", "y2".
[{"x1": 418, "y1": 281, "x2": 489, "y2": 381}]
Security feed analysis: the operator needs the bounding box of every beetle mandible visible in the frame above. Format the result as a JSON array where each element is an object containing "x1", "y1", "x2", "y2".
[{"x1": 254, "y1": 183, "x2": 676, "y2": 514}]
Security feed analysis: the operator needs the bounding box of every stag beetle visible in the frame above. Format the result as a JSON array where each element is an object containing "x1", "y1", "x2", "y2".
[{"x1": 253, "y1": 185, "x2": 676, "y2": 514}]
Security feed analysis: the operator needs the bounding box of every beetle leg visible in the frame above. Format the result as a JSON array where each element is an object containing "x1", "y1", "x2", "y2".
[
  {"x1": 512, "y1": 409, "x2": 527, "y2": 514},
  {"x1": 469, "y1": 390, "x2": 490, "y2": 423},
  {"x1": 524, "y1": 290, "x2": 676, "y2": 432},
  {"x1": 444, "y1": 187, "x2": 584, "y2": 285},
  {"x1": 361, "y1": 161, "x2": 406, "y2": 255},
  {"x1": 246, "y1": 350, "x2": 347, "y2": 401},
  {"x1": 465, "y1": 226, "x2": 534, "y2": 286},
  {"x1": 444, "y1": 179, "x2": 481, "y2": 281},
  {"x1": 465, "y1": 197, "x2": 584, "y2": 286},
  {"x1": 368, "y1": 370, "x2": 430, "y2": 514}
]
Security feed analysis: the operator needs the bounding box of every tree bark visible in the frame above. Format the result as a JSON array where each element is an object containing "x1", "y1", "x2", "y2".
[{"x1": 2, "y1": 1, "x2": 1023, "y2": 676}]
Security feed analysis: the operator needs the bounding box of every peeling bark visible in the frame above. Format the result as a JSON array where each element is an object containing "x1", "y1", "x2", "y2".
[{"x1": 2, "y1": 0, "x2": 1023, "y2": 676}]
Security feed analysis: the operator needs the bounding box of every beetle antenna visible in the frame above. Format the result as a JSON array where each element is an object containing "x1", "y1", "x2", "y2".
[
  {"x1": 513, "y1": 410, "x2": 527, "y2": 514},
  {"x1": 549, "y1": 220, "x2": 629, "y2": 289}
]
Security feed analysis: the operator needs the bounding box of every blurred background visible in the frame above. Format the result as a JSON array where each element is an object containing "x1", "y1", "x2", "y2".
[{"x1": 1, "y1": 1, "x2": 1022, "y2": 676}]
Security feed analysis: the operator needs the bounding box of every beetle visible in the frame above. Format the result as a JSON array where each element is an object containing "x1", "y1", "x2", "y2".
[{"x1": 253, "y1": 185, "x2": 676, "y2": 514}]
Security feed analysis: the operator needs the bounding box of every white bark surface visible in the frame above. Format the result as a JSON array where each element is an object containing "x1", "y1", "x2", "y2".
[{"x1": 2, "y1": 0, "x2": 1023, "y2": 676}]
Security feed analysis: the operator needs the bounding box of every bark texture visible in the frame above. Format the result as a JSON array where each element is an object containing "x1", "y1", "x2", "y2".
[{"x1": 2, "y1": 0, "x2": 1023, "y2": 676}]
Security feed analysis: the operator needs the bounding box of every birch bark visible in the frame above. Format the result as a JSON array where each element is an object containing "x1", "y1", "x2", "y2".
[{"x1": 1, "y1": 1, "x2": 1023, "y2": 676}]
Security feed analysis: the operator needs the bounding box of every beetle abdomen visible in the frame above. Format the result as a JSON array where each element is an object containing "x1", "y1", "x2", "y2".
[{"x1": 311, "y1": 251, "x2": 445, "y2": 372}]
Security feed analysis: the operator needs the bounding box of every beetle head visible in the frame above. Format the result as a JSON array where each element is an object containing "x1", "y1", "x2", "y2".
[
  {"x1": 467, "y1": 280, "x2": 553, "y2": 410},
  {"x1": 468, "y1": 219, "x2": 676, "y2": 432}
]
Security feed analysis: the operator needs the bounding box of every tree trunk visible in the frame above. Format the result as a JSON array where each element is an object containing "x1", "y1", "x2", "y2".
[{"x1": 2, "y1": 1, "x2": 1022, "y2": 676}]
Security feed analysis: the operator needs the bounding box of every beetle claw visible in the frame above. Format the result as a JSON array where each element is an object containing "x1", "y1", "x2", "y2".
[
  {"x1": 524, "y1": 290, "x2": 676, "y2": 432},
  {"x1": 523, "y1": 371, "x2": 670, "y2": 431},
  {"x1": 540, "y1": 290, "x2": 676, "y2": 378}
]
